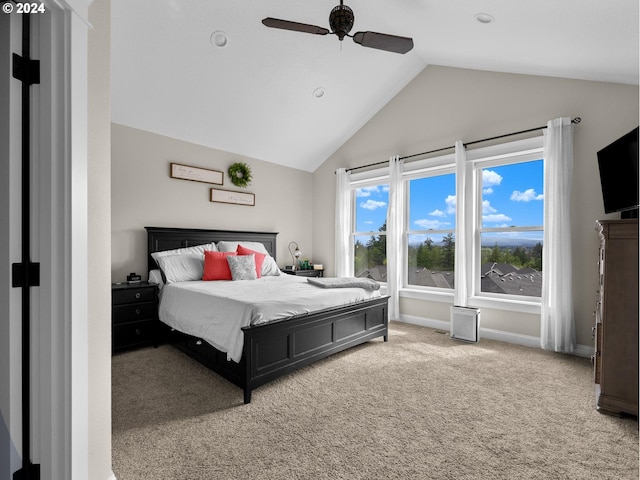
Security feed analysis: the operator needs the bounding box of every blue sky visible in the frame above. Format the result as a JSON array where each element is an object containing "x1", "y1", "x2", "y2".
[{"x1": 355, "y1": 159, "x2": 544, "y2": 244}]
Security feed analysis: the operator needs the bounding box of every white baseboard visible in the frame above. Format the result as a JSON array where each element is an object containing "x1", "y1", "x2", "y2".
[
  {"x1": 109, "y1": 471, "x2": 117, "y2": 480},
  {"x1": 396, "y1": 315, "x2": 593, "y2": 358}
]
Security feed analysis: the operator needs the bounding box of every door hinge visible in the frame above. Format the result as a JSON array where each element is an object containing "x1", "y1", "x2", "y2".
[
  {"x1": 12, "y1": 262, "x2": 40, "y2": 288},
  {"x1": 13, "y1": 463, "x2": 41, "y2": 480},
  {"x1": 12, "y1": 53, "x2": 40, "y2": 85}
]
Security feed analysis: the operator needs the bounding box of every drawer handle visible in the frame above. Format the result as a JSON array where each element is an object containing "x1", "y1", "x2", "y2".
[
  {"x1": 135, "y1": 292, "x2": 141, "y2": 299},
  {"x1": 135, "y1": 308, "x2": 141, "y2": 315}
]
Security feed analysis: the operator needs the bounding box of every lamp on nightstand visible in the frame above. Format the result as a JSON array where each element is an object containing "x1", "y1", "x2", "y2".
[{"x1": 288, "y1": 241, "x2": 301, "y2": 270}]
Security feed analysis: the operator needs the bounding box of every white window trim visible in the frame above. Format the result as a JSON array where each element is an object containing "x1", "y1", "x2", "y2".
[
  {"x1": 351, "y1": 174, "x2": 389, "y2": 284},
  {"x1": 469, "y1": 136, "x2": 544, "y2": 307},
  {"x1": 404, "y1": 162, "x2": 456, "y2": 293}
]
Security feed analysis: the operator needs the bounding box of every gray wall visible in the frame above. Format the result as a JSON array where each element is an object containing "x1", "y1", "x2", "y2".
[
  {"x1": 312, "y1": 65, "x2": 639, "y2": 348},
  {"x1": 111, "y1": 124, "x2": 316, "y2": 281}
]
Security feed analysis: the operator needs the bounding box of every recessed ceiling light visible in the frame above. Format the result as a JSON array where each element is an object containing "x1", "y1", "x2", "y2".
[
  {"x1": 475, "y1": 13, "x2": 495, "y2": 24},
  {"x1": 313, "y1": 87, "x2": 326, "y2": 98},
  {"x1": 210, "y1": 31, "x2": 228, "y2": 48}
]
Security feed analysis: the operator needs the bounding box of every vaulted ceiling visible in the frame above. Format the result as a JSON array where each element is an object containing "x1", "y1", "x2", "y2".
[{"x1": 111, "y1": 0, "x2": 639, "y2": 172}]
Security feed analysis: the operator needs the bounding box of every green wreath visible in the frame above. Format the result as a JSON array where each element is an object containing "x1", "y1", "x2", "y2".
[{"x1": 228, "y1": 162, "x2": 252, "y2": 188}]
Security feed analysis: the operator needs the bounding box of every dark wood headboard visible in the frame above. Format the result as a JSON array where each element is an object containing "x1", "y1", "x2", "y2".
[{"x1": 145, "y1": 226, "x2": 278, "y2": 273}]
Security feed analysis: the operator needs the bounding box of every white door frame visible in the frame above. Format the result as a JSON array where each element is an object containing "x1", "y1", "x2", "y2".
[
  {"x1": 3, "y1": 1, "x2": 93, "y2": 478},
  {"x1": 38, "y1": 2, "x2": 92, "y2": 478}
]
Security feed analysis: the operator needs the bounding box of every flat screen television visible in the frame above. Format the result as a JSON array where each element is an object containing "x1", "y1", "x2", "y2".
[{"x1": 597, "y1": 126, "x2": 639, "y2": 218}]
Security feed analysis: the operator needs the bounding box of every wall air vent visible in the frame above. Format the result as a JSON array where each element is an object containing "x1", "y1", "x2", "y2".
[{"x1": 450, "y1": 306, "x2": 480, "y2": 342}]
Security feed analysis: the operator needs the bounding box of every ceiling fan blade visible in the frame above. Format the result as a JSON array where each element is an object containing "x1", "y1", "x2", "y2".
[
  {"x1": 262, "y1": 17, "x2": 330, "y2": 36},
  {"x1": 352, "y1": 31, "x2": 414, "y2": 54}
]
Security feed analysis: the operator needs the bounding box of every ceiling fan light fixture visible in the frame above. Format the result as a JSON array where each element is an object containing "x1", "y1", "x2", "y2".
[{"x1": 329, "y1": 3, "x2": 354, "y2": 40}]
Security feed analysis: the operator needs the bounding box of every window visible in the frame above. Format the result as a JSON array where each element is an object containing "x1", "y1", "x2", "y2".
[
  {"x1": 471, "y1": 141, "x2": 544, "y2": 299},
  {"x1": 406, "y1": 170, "x2": 456, "y2": 290},
  {"x1": 353, "y1": 182, "x2": 389, "y2": 282},
  {"x1": 340, "y1": 136, "x2": 545, "y2": 308}
]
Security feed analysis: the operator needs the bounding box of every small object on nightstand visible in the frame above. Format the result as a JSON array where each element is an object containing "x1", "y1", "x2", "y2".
[
  {"x1": 126, "y1": 272, "x2": 141, "y2": 284},
  {"x1": 288, "y1": 241, "x2": 301, "y2": 270}
]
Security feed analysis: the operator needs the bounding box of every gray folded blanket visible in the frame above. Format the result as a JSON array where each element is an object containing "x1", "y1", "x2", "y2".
[{"x1": 306, "y1": 277, "x2": 380, "y2": 291}]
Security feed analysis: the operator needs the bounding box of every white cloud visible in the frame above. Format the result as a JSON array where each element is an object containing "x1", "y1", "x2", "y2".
[
  {"x1": 360, "y1": 199, "x2": 387, "y2": 210},
  {"x1": 511, "y1": 188, "x2": 544, "y2": 202},
  {"x1": 482, "y1": 200, "x2": 497, "y2": 214},
  {"x1": 445, "y1": 195, "x2": 456, "y2": 214},
  {"x1": 483, "y1": 213, "x2": 512, "y2": 223},
  {"x1": 429, "y1": 209, "x2": 446, "y2": 217},
  {"x1": 356, "y1": 186, "x2": 379, "y2": 197},
  {"x1": 483, "y1": 187, "x2": 494, "y2": 195},
  {"x1": 483, "y1": 170, "x2": 503, "y2": 187},
  {"x1": 414, "y1": 219, "x2": 451, "y2": 229}
]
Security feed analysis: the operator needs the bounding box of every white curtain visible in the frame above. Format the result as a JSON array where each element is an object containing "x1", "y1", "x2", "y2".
[
  {"x1": 335, "y1": 168, "x2": 353, "y2": 278},
  {"x1": 387, "y1": 156, "x2": 404, "y2": 321},
  {"x1": 540, "y1": 117, "x2": 576, "y2": 352},
  {"x1": 453, "y1": 141, "x2": 471, "y2": 307}
]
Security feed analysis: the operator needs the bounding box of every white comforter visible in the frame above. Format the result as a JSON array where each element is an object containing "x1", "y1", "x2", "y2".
[{"x1": 158, "y1": 275, "x2": 381, "y2": 362}]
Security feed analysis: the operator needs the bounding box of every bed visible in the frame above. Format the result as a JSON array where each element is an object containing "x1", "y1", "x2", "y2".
[{"x1": 146, "y1": 226, "x2": 389, "y2": 404}]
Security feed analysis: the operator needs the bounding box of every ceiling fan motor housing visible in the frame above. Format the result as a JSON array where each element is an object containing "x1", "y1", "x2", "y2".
[{"x1": 329, "y1": 4, "x2": 354, "y2": 40}]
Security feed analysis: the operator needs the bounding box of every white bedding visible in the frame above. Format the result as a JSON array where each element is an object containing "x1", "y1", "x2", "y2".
[{"x1": 158, "y1": 274, "x2": 381, "y2": 362}]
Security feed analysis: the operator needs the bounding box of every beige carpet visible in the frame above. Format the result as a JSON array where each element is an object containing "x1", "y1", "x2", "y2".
[{"x1": 112, "y1": 321, "x2": 638, "y2": 480}]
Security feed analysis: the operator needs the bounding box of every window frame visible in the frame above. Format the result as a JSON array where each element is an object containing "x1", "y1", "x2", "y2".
[
  {"x1": 467, "y1": 137, "x2": 544, "y2": 305},
  {"x1": 403, "y1": 163, "x2": 457, "y2": 292},
  {"x1": 350, "y1": 172, "x2": 390, "y2": 283}
]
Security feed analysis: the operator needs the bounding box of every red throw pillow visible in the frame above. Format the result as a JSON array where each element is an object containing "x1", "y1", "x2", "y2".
[
  {"x1": 202, "y1": 251, "x2": 237, "y2": 280},
  {"x1": 236, "y1": 245, "x2": 266, "y2": 278}
]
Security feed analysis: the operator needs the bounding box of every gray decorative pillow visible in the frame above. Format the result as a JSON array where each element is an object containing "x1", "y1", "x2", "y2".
[{"x1": 227, "y1": 254, "x2": 258, "y2": 281}]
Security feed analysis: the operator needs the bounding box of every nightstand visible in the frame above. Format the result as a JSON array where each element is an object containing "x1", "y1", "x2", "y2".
[
  {"x1": 281, "y1": 269, "x2": 324, "y2": 278},
  {"x1": 111, "y1": 281, "x2": 158, "y2": 353}
]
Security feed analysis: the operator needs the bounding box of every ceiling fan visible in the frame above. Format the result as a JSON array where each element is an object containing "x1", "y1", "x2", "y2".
[{"x1": 262, "y1": 1, "x2": 414, "y2": 55}]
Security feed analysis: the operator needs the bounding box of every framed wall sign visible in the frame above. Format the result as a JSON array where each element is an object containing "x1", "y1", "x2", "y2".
[
  {"x1": 170, "y1": 163, "x2": 223, "y2": 185},
  {"x1": 210, "y1": 188, "x2": 255, "y2": 206}
]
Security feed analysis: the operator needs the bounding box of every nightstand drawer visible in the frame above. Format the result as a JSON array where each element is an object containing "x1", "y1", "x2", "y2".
[
  {"x1": 112, "y1": 287, "x2": 155, "y2": 305},
  {"x1": 112, "y1": 302, "x2": 156, "y2": 324},
  {"x1": 293, "y1": 269, "x2": 323, "y2": 277},
  {"x1": 113, "y1": 320, "x2": 156, "y2": 350}
]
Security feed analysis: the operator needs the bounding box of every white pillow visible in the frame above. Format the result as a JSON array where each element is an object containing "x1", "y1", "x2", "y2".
[
  {"x1": 155, "y1": 254, "x2": 204, "y2": 284},
  {"x1": 216, "y1": 241, "x2": 268, "y2": 255},
  {"x1": 150, "y1": 242, "x2": 217, "y2": 264},
  {"x1": 216, "y1": 241, "x2": 281, "y2": 276},
  {"x1": 148, "y1": 269, "x2": 165, "y2": 289}
]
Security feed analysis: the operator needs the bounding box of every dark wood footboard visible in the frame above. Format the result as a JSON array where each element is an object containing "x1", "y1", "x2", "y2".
[
  {"x1": 164, "y1": 296, "x2": 388, "y2": 403},
  {"x1": 242, "y1": 295, "x2": 388, "y2": 403}
]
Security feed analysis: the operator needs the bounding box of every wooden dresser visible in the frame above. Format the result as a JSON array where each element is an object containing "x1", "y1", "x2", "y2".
[{"x1": 593, "y1": 219, "x2": 638, "y2": 416}]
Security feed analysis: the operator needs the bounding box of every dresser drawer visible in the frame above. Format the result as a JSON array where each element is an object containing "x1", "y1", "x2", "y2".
[
  {"x1": 112, "y1": 302, "x2": 156, "y2": 324},
  {"x1": 113, "y1": 319, "x2": 156, "y2": 351},
  {"x1": 112, "y1": 286, "x2": 155, "y2": 305}
]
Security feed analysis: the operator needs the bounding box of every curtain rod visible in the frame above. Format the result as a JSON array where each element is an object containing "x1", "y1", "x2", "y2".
[{"x1": 342, "y1": 117, "x2": 581, "y2": 174}]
